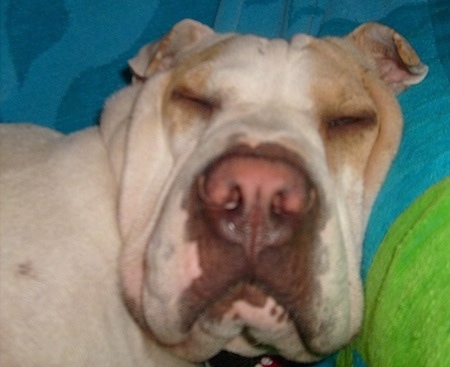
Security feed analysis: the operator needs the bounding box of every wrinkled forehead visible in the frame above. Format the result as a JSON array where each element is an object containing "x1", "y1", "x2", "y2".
[
  {"x1": 207, "y1": 34, "x2": 312, "y2": 69},
  {"x1": 175, "y1": 33, "x2": 369, "y2": 108},
  {"x1": 195, "y1": 35, "x2": 313, "y2": 102}
]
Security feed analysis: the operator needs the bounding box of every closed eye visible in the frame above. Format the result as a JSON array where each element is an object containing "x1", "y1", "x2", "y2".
[
  {"x1": 326, "y1": 113, "x2": 376, "y2": 130},
  {"x1": 171, "y1": 87, "x2": 219, "y2": 119}
]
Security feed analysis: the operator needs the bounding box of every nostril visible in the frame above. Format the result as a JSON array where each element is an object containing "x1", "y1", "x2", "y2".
[
  {"x1": 272, "y1": 191, "x2": 290, "y2": 215},
  {"x1": 271, "y1": 186, "x2": 316, "y2": 217},
  {"x1": 223, "y1": 187, "x2": 242, "y2": 210},
  {"x1": 272, "y1": 190, "x2": 299, "y2": 216},
  {"x1": 223, "y1": 185, "x2": 241, "y2": 210},
  {"x1": 197, "y1": 175, "x2": 242, "y2": 210}
]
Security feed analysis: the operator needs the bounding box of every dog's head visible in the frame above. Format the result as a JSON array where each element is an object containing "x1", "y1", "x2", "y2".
[{"x1": 100, "y1": 20, "x2": 427, "y2": 362}]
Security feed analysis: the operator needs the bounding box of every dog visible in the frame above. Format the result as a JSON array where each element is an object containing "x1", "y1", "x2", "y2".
[{"x1": 0, "y1": 19, "x2": 427, "y2": 366}]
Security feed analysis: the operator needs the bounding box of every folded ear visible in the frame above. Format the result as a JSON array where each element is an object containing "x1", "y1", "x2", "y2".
[
  {"x1": 347, "y1": 22, "x2": 428, "y2": 94},
  {"x1": 128, "y1": 19, "x2": 214, "y2": 83}
]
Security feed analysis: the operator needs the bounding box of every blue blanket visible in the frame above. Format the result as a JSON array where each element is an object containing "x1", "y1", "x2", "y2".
[{"x1": 1, "y1": 1, "x2": 449, "y2": 366}]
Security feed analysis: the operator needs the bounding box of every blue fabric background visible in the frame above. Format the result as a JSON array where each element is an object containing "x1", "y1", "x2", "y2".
[{"x1": 1, "y1": 1, "x2": 449, "y2": 366}]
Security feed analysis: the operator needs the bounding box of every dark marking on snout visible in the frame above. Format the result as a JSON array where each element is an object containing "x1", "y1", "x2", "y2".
[
  {"x1": 16, "y1": 261, "x2": 38, "y2": 280},
  {"x1": 178, "y1": 143, "x2": 331, "y2": 349}
]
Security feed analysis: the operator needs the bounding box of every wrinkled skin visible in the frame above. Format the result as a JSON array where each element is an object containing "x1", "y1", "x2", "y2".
[{"x1": 0, "y1": 20, "x2": 427, "y2": 366}]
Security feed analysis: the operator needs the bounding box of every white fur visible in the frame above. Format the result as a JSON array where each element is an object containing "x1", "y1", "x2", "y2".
[{"x1": 0, "y1": 20, "x2": 426, "y2": 366}]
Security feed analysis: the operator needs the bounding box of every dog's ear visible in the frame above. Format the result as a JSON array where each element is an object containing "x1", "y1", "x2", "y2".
[
  {"x1": 347, "y1": 22, "x2": 428, "y2": 94},
  {"x1": 128, "y1": 19, "x2": 213, "y2": 83}
]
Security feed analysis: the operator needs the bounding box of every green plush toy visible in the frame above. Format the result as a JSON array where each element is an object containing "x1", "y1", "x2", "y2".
[{"x1": 337, "y1": 177, "x2": 450, "y2": 367}]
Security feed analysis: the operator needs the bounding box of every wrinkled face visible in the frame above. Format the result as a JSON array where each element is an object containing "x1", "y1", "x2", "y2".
[{"x1": 120, "y1": 33, "x2": 403, "y2": 362}]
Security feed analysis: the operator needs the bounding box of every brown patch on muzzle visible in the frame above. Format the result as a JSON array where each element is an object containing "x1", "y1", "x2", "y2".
[{"x1": 180, "y1": 144, "x2": 324, "y2": 341}]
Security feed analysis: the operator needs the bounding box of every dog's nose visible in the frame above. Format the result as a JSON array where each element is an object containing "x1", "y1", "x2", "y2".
[{"x1": 197, "y1": 155, "x2": 316, "y2": 258}]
